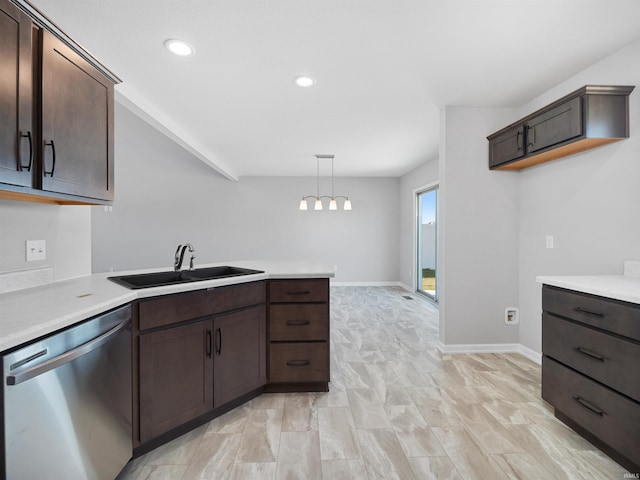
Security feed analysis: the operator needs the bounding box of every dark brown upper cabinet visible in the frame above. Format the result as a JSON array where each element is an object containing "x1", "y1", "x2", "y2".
[
  {"x1": 0, "y1": 0, "x2": 33, "y2": 189},
  {"x1": 40, "y1": 31, "x2": 114, "y2": 201},
  {"x1": 488, "y1": 85, "x2": 635, "y2": 171},
  {"x1": 0, "y1": 0, "x2": 119, "y2": 205}
]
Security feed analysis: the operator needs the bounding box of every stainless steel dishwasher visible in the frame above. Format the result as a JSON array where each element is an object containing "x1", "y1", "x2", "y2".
[{"x1": 2, "y1": 304, "x2": 132, "y2": 480}]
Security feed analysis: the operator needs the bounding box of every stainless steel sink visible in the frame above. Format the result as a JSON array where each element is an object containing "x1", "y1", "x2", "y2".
[{"x1": 108, "y1": 266, "x2": 264, "y2": 289}]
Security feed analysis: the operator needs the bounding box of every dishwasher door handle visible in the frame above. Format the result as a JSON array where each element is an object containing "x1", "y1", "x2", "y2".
[{"x1": 6, "y1": 318, "x2": 130, "y2": 386}]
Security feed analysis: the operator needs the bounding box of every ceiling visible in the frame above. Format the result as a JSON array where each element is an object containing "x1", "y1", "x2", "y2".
[{"x1": 29, "y1": 0, "x2": 640, "y2": 180}]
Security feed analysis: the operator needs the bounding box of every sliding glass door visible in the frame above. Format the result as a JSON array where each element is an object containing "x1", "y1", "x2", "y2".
[{"x1": 417, "y1": 187, "x2": 438, "y2": 301}]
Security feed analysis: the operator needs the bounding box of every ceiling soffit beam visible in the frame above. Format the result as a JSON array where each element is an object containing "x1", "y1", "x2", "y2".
[{"x1": 114, "y1": 87, "x2": 238, "y2": 182}]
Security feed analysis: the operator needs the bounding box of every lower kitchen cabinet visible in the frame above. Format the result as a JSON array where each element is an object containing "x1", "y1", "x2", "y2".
[
  {"x1": 138, "y1": 319, "x2": 213, "y2": 444},
  {"x1": 541, "y1": 285, "x2": 640, "y2": 472},
  {"x1": 134, "y1": 282, "x2": 267, "y2": 448},
  {"x1": 266, "y1": 278, "x2": 330, "y2": 392},
  {"x1": 213, "y1": 305, "x2": 266, "y2": 406},
  {"x1": 133, "y1": 277, "x2": 329, "y2": 452}
]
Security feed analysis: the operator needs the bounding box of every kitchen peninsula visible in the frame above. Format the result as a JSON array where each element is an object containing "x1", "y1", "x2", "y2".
[{"x1": 1, "y1": 260, "x2": 334, "y2": 473}]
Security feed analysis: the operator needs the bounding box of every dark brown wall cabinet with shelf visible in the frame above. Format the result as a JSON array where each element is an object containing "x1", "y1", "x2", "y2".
[
  {"x1": 488, "y1": 85, "x2": 634, "y2": 170},
  {"x1": 541, "y1": 285, "x2": 640, "y2": 472},
  {"x1": 134, "y1": 282, "x2": 266, "y2": 448},
  {"x1": 266, "y1": 279, "x2": 330, "y2": 392},
  {"x1": 0, "y1": 0, "x2": 119, "y2": 205}
]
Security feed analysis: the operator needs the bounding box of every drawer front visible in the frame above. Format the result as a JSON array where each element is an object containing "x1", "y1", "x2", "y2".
[
  {"x1": 209, "y1": 281, "x2": 266, "y2": 315},
  {"x1": 269, "y1": 343, "x2": 329, "y2": 383},
  {"x1": 269, "y1": 304, "x2": 329, "y2": 341},
  {"x1": 269, "y1": 279, "x2": 329, "y2": 303},
  {"x1": 543, "y1": 313, "x2": 640, "y2": 402},
  {"x1": 138, "y1": 290, "x2": 209, "y2": 331},
  {"x1": 542, "y1": 285, "x2": 640, "y2": 341},
  {"x1": 137, "y1": 282, "x2": 266, "y2": 331},
  {"x1": 542, "y1": 357, "x2": 640, "y2": 467}
]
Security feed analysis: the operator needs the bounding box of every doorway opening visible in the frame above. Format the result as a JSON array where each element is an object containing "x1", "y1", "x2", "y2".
[{"x1": 416, "y1": 186, "x2": 438, "y2": 301}]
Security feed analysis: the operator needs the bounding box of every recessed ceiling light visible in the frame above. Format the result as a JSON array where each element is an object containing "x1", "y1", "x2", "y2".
[
  {"x1": 293, "y1": 75, "x2": 316, "y2": 87},
  {"x1": 164, "y1": 38, "x2": 195, "y2": 57}
]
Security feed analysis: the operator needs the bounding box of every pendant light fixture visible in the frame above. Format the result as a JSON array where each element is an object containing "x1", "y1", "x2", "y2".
[{"x1": 299, "y1": 155, "x2": 352, "y2": 211}]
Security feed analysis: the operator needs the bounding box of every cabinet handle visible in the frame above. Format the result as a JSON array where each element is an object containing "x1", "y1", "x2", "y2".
[
  {"x1": 19, "y1": 131, "x2": 33, "y2": 172},
  {"x1": 516, "y1": 130, "x2": 523, "y2": 151},
  {"x1": 206, "y1": 330, "x2": 212, "y2": 358},
  {"x1": 44, "y1": 140, "x2": 56, "y2": 177},
  {"x1": 287, "y1": 290, "x2": 311, "y2": 296},
  {"x1": 574, "y1": 346, "x2": 605, "y2": 362},
  {"x1": 286, "y1": 320, "x2": 310, "y2": 326},
  {"x1": 573, "y1": 396, "x2": 605, "y2": 417},
  {"x1": 573, "y1": 307, "x2": 604, "y2": 318},
  {"x1": 286, "y1": 360, "x2": 310, "y2": 367},
  {"x1": 527, "y1": 125, "x2": 535, "y2": 146},
  {"x1": 216, "y1": 328, "x2": 222, "y2": 355}
]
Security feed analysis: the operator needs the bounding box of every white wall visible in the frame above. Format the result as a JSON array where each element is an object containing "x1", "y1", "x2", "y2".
[
  {"x1": 91, "y1": 103, "x2": 401, "y2": 282},
  {"x1": 398, "y1": 158, "x2": 438, "y2": 288},
  {"x1": 516, "y1": 39, "x2": 640, "y2": 353},
  {"x1": 438, "y1": 106, "x2": 521, "y2": 346},
  {"x1": 0, "y1": 201, "x2": 91, "y2": 281}
]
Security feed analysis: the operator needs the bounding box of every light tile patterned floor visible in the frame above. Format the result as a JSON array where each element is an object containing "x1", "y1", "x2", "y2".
[{"x1": 120, "y1": 286, "x2": 629, "y2": 479}]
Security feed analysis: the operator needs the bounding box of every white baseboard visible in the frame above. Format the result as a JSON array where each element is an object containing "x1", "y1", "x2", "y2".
[
  {"x1": 329, "y1": 281, "x2": 417, "y2": 294},
  {"x1": 436, "y1": 341, "x2": 541, "y2": 365},
  {"x1": 330, "y1": 281, "x2": 406, "y2": 287}
]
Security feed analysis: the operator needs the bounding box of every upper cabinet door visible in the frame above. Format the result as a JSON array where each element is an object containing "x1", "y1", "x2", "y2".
[
  {"x1": 40, "y1": 30, "x2": 114, "y2": 201},
  {"x1": 526, "y1": 96, "x2": 582, "y2": 154},
  {"x1": 488, "y1": 125, "x2": 525, "y2": 169},
  {"x1": 0, "y1": 0, "x2": 33, "y2": 187}
]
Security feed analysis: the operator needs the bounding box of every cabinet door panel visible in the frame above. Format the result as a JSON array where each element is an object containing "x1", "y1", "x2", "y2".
[
  {"x1": 488, "y1": 125, "x2": 525, "y2": 168},
  {"x1": 214, "y1": 305, "x2": 266, "y2": 406},
  {"x1": 139, "y1": 320, "x2": 213, "y2": 443},
  {"x1": 41, "y1": 30, "x2": 114, "y2": 200},
  {"x1": 527, "y1": 96, "x2": 582, "y2": 153},
  {"x1": 0, "y1": 0, "x2": 32, "y2": 187}
]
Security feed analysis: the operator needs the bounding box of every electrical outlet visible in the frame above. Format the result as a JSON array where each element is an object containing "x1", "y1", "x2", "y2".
[
  {"x1": 26, "y1": 240, "x2": 46, "y2": 261},
  {"x1": 546, "y1": 235, "x2": 554, "y2": 249}
]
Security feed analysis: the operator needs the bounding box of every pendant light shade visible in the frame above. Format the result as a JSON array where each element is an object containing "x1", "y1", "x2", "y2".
[{"x1": 298, "y1": 155, "x2": 352, "y2": 212}]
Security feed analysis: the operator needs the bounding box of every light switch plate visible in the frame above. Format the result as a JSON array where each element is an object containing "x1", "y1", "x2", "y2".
[{"x1": 26, "y1": 240, "x2": 46, "y2": 261}]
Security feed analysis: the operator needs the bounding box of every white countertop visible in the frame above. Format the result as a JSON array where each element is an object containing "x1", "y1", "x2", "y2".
[
  {"x1": 0, "y1": 260, "x2": 334, "y2": 352},
  {"x1": 537, "y1": 271, "x2": 640, "y2": 305}
]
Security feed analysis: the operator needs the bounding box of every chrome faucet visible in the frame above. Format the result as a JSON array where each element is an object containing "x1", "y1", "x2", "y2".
[{"x1": 174, "y1": 243, "x2": 195, "y2": 271}]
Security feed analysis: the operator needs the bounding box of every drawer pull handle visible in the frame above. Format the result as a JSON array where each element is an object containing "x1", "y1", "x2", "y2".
[
  {"x1": 573, "y1": 396, "x2": 605, "y2": 417},
  {"x1": 287, "y1": 290, "x2": 311, "y2": 296},
  {"x1": 286, "y1": 320, "x2": 310, "y2": 326},
  {"x1": 286, "y1": 360, "x2": 310, "y2": 367},
  {"x1": 574, "y1": 347, "x2": 605, "y2": 362},
  {"x1": 573, "y1": 307, "x2": 604, "y2": 318}
]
